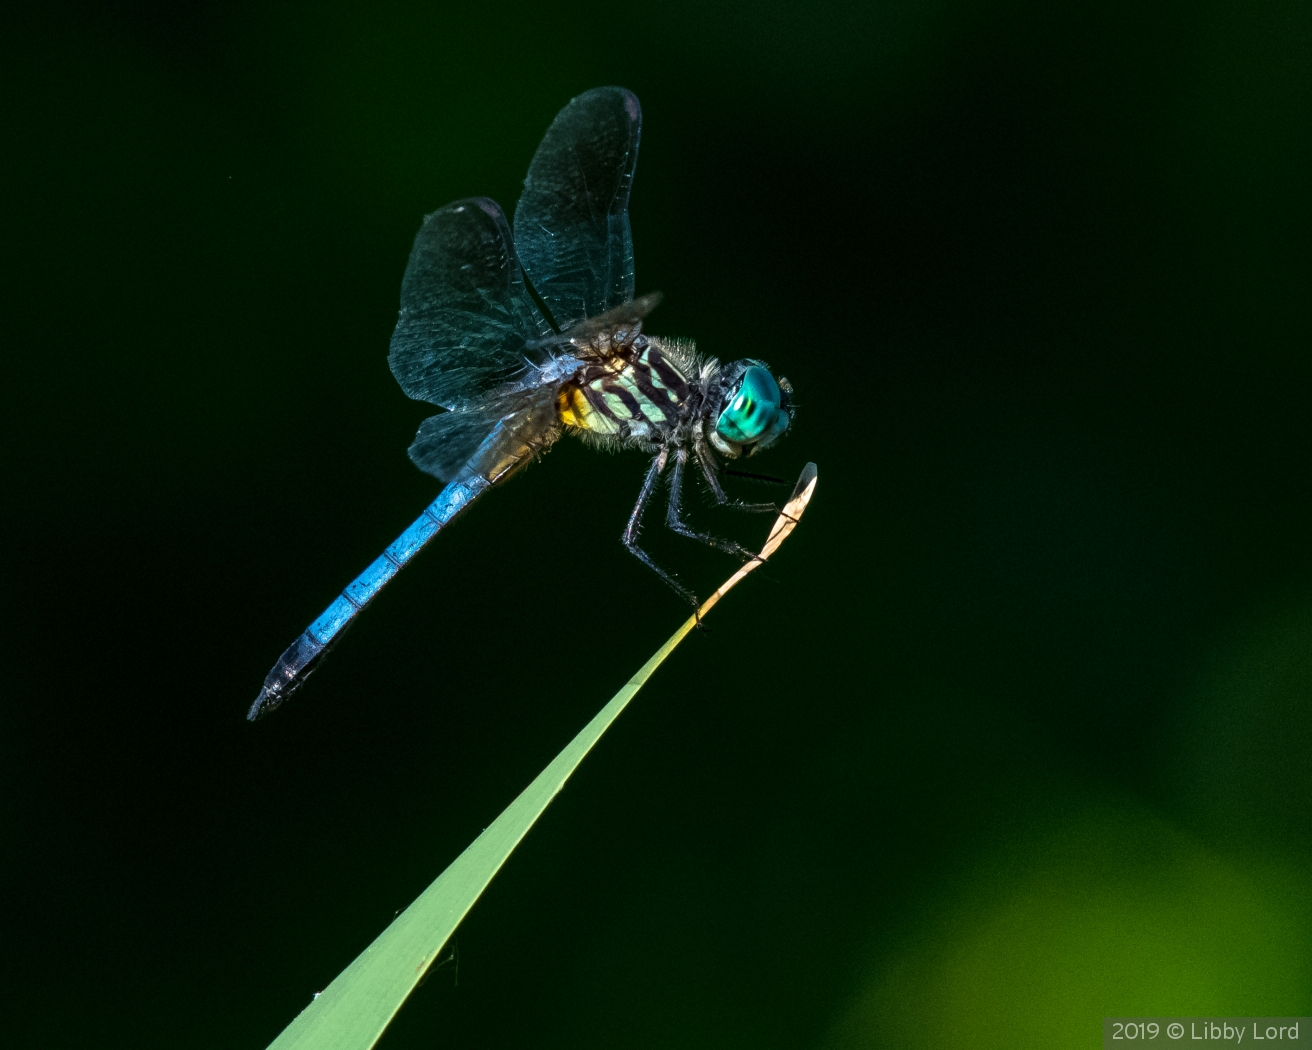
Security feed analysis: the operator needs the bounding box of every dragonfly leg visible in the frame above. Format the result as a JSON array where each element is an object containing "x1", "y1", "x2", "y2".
[
  {"x1": 623, "y1": 450, "x2": 699, "y2": 608},
  {"x1": 695, "y1": 440, "x2": 777, "y2": 514},
  {"x1": 667, "y1": 450, "x2": 755, "y2": 563}
]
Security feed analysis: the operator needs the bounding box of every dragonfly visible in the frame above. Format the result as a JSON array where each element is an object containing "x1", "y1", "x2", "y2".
[{"x1": 249, "y1": 86, "x2": 795, "y2": 720}]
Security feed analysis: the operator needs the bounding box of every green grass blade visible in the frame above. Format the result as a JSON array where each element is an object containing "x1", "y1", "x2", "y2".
[{"x1": 264, "y1": 462, "x2": 818, "y2": 1050}]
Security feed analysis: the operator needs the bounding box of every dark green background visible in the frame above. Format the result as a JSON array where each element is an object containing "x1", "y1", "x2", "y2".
[{"x1": 3, "y1": 1, "x2": 1310, "y2": 1046}]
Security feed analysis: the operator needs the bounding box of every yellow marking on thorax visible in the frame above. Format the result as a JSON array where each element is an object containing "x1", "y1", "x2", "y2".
[
  {"x1": 555, "y1": 353, "x2": 625, "y2": 435},
  {"x1": 556, "y1": 384, "x2": 602, "y2": 430}
]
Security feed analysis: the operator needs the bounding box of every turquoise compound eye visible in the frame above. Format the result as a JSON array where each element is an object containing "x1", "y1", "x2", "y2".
[{"x1": 716, "y1": 366, "x2": 785, "y2": 445}]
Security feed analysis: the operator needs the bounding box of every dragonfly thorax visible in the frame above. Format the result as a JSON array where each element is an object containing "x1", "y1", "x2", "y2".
[{"x1": 555, "y1": 332, "x2": 701, "y2": 448}]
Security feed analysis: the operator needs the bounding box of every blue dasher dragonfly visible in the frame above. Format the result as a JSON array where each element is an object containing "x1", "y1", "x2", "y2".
[{"x1": 249, "y1": 87, "x2": 796, "y2": 720}]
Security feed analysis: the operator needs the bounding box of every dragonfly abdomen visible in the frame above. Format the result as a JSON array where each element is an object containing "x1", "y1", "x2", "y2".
[
  {"x1": 248, "y1": 475, "x2": 488, "y2": 720},
  {"x1": 251, "y1": 397, "x2": 560, "y2": 719}
]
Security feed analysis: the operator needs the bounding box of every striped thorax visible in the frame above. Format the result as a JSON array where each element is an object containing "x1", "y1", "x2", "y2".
[{"x1": 555, "y1": 332, "x2": 698, "y2": 445}]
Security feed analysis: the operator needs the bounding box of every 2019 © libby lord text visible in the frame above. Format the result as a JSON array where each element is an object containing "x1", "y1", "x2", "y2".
[{"x1": 1105, "y1": 1018, "x2": 1307, "y2": 1045}]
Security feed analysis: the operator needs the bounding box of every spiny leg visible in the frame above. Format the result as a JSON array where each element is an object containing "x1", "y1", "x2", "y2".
[
  {"x1": 623, "y1": 450, "x2": 699, "y2": 608},
  {"x1": 695, "y1": 440, "x2": 777, "y2": 514},
  {"x1": 666, "y1": 449, "x2": 755, "y2": 562}
]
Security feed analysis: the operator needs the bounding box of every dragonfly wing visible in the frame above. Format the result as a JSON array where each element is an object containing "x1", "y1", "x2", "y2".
[
  {"x1": 408, "y1": 406, "x2": 503, "y2": 483},
  {"x1": 389, "y1": 197, "x2": 553, "y2": 410},
  {"x1": 514, "y1": 87, "x2": 641, "y2": 331},
  {"x1": 529, "y1": 291, "x2": 664, "y2": 355},
  {"x1": 410, "y1": 385, "x2": 562, "y2": 484}
]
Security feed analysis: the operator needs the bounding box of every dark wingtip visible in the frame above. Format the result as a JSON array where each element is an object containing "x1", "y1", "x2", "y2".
[
  {"x1": 633, "y1": 290, "x2": 663, "y2": 315},
  {"x1": 621, "y1": 88, "x2": 641, "y2": 124}
]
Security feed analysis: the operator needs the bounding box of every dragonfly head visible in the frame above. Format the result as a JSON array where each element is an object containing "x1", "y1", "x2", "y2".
[{"x1": 710, "y1": 361, "x2": 794, "y2": 458}]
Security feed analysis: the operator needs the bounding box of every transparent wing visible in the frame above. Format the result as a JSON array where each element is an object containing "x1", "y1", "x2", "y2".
[
  {"x1": 408, "y1": 405, "x2": 504, "y2": 483},
  {"x1": 513, "y1": 87, "x2": 641, "y2": 331},
  {"x1": 409, "y1": 388, "x2": 561, "y2": 484},
  {"x1": 389, "y1": 197, "x2": 553, "y2": 410},
  {"x1": 527, "y1": 292, "x2": 663, "y2": 355}
]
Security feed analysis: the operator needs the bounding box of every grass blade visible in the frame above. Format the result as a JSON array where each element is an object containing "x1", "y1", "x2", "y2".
[{"x1": 264, "y1": 462, "x2": 818, "y2": 1050}]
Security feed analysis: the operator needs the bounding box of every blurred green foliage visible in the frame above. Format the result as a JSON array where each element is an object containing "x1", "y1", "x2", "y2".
[
  {"x1": 1176, "y1": 599, "x2": 1312, "y2": 854},
  {"x1": 829, "y1": 801, "x2": 1311, "y2": 1049}
]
